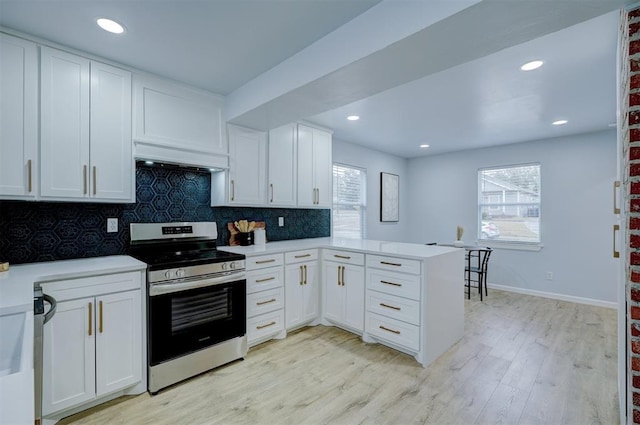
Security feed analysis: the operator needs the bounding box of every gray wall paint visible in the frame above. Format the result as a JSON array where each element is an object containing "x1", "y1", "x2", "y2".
[
  {"x1": 332, "y1": 138, "x2": 410, "y2": 242},
  {"x1": 405, "y1": 130, "x2": 618, "y2": 303}
]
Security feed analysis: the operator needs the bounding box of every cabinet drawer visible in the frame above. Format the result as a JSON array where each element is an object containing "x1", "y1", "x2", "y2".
[
  {"x1": 367, "y1": 290, "x2": 420, "y2": 326},
  {"x1": 285, "y1": 249, "x2": 318, "y2": 264},
  {"x1": 366, "y1": 254, "x2": 421, "y2": 275},
  {"x1": 247, "y1": 287, "x2": 284, "y2": 318},
  {"x1": 367, "y1": 312, "x2": 419, "y2": 352},
  {"x1": 247, "y1": 309, "x2": 284, "y2": 343},
  {"x1": 246, "y1": 268, "x2": 283, "y2": 294},
  {"x1": 367, "y1": 270, "x2": 421, "y2": 301},
  {"x1": 40, "y1": 271, "x2": 141, "y2": 301},
  {"x1": 322, "y1": 249, "x2": 364, "y2": 266},
  {"x1": 246, "y1": 253, "x2": 284, "y2": 271}
]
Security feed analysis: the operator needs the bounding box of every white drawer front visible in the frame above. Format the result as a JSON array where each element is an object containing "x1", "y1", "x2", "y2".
[
  {"x1": 247, "y1": 287, "x2": 284, "y2": 318},
  {"x1": 367, "y1": 290, "x2": 420, "y2": 326},
  {"x1": 367, "y1": 312, "x2": 420, "y2": 352},
  {"x1": 322, "y1": 249, "x2": 364, "y2": 266},
  {"x1": 246, "y1": 253, "x2": 284, "y2": 271},
  {"x1": 41, "y1": 271, "x2": 141, "y2": 301},
  {"x1": 285, "y1": 249, "x2": 318, "y2": 264},
  {"x1": 367, "y1": 270, "x2": 421, "y2": 301},
  {"x1": 247, "y1": 309, "x2": 284, "y2": 343},
  {"x1": 247, "y1": 268, "x2": 283, "y2": 294},
  {"x1": 366, "y1": 254, "x2": 421, "y2": 275}
]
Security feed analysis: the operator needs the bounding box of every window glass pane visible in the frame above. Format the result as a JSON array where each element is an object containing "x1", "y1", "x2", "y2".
[
  {"x1": 479, "y1": 164, "x2": 540, "y2": 243},
  {"x1": 333, "y1": 164, "x2": 366, "y2": 239}
]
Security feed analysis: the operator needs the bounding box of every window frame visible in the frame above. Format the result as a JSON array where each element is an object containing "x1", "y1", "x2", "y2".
[
  {"x1": 332, "y1": 162, "x2": 367, "y2": 239},
  {"x1": 477, "y1": 163, "x2": 542, "y2": 251}
]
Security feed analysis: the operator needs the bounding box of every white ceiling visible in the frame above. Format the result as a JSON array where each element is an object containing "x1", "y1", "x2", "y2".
[{"x1": 0, "y1": 1, "x2": 625, "y2": 158}]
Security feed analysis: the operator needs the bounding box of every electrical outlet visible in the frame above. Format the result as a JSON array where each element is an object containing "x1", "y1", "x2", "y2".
[
  {"x1": 107, "y1": 218, "x2": 118, "y2": 233},
  {"x1": 545, "y1": 271, "x2": 553, "y2": 281},
  {"x1": 278, "y1": 217, "x2": 284, "y2": 227}
]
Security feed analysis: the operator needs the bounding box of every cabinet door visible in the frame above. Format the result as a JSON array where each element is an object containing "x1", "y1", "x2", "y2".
[
  {"x1": 302, "y1": 262, "x2": 319, "y2": 323},
  {"x1": 342, "y1": 265, "x2": 365, "y2": 332},
  {"x1": 312, "y1": 129, "x2": 332, "y2": 208},
  {"x1": 297, "y1": 124, "x2": 315, "y2": 207},
  {"x1": 323, "y1": 263, "x2": 343, "y2": 324},
  {"x1": 95, "y1": 290, "x2": 142, "y2": 397},
  {"x1": 0, "y1": 34, "x2": 37, "y2": 198},
  {"x1": 43, "y1": 298, "x2": 96, "y2": 415},
  {"x1": 268, "y1": 124, "x2": 297, "y2": 206},
  {"x1": 285, "y1": 263, "x2": 304, "y2": 329},
  {"x1": 228, "y1": 124, "x2": 266, "y2": 205},
  {"x1": 40, "y1": 47, "x2": 90, "y2": 199},
  {"x1": 90, "y1": 62, "x2": 133, "y2": 201}
]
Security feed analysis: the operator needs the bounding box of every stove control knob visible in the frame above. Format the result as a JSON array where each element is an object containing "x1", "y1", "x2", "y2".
[
  {"x1": 230, "y1": 262, "x2": 236, "y2": 269},
  {"x1": 164, "y1": 270, "x2": 173, "y2": 279},
  {"x1": 176, "y1": 269, "x2": 185, "y2": 278},
  {"x1": 221, "y1": 263, "x2": 228, "y2": 270}
]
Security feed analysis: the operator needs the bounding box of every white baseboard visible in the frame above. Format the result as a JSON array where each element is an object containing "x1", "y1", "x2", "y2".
[{"x1": 487, "y1": 283, "x2": 617, "y2": 309}]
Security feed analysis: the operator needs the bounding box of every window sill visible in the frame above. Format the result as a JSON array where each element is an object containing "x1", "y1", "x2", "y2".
[{"x1": 477, "y1": 240, "x2": 543, "y2": 252}]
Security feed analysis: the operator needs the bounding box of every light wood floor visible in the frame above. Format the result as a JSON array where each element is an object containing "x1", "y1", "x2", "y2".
[{"x1": 59, "y1": 290, "x2": 618, "y2": 425}]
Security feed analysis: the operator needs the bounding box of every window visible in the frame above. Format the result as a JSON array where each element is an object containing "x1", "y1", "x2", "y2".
[
  {"x1": 478, "y1": 164, "x2": 540, "y2": 244},
  {"x1": 333, "y1": 163, "x2": 366, "y2": 239}
]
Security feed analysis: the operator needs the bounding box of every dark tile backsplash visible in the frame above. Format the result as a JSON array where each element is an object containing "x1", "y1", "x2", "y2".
[{"x1": 0, "y1": 165, "x2": 330, "y2": 264}]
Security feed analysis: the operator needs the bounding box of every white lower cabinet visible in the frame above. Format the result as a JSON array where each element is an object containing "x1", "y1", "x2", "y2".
[
  {"x1": 41, "y1": 272, "x2": 144, "y2": 418},
  {"x1": 246, "y1": 253, "x2": 285, "y2": 347},
  {"x1": 322, "y1": 250, "x2": 365, "y2": 333},
  {"x1": 284, "y1": 249, "x2": 319, "y2": 330}
]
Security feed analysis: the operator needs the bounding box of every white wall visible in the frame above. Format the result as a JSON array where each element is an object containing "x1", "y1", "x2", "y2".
[
  {"x1": 332, "y1": 138, "x2": 410, "y2": 242},
  {"x1": 406, "y1": 130, "x2": 618, "y2": 303}
]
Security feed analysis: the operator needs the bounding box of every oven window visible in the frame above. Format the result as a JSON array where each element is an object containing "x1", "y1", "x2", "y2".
[{"x1": 171, "y1": 288, "x2": 231, "y2": 333}]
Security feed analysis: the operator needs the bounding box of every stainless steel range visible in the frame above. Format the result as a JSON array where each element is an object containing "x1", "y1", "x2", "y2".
[{"x1": 129, "y1": 222, "x2": 247, "y2": 394}]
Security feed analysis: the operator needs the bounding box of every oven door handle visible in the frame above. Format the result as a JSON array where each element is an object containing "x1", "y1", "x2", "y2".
[{"x1": 149, "y1": 272, "x2": 246, "y2": 296}]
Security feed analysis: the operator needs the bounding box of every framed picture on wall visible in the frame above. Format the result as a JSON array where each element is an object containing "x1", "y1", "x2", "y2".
[{"x1": 380, "y1": 172, "x2": 399, "y2": 222}]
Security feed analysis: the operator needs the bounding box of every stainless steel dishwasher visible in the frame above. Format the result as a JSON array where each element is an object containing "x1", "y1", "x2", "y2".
[{"x1": 34, "y1": 285, "x2": 56, "y2": 425}]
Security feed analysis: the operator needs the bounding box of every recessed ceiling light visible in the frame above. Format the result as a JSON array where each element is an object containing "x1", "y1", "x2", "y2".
[
  {"x1": 419, "y1": 144, "x2": 430, "y2": 148},
  {"x1": 520, "y1": 60, "x2": 543, "y2": 71},
  {"x1": 347, "y1": 115, "x2": 360, "y2": 121},
  {"x1": 97, "y1": 18, "x2": 125, "y2": 34},
  {"x1": 552, "y1": 119, "x2": 568, "y2": 126}
]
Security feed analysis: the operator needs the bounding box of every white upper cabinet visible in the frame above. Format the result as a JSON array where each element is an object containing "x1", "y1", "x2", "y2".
[
  {"x1": 297, "y1": 124, "x2": 332, "y2": 208},
  {"x1": 40, "y1": 47, "x2": 133, "y2": 202},
  {"x1": 0, "y1": 34, "x2": 38, "y2": 199},
  {"x1": 133, "y1": 74, "x2": 227, "y2": 169},
  {"x1": 227, "y1": 124, "x2": 266, "y2": 205},
  {"x1": 268, "y1": 124, "x2": 297, "y2": 206}
]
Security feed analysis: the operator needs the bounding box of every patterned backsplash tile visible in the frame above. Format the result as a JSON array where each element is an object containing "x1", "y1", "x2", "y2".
[{"x1": 0, "y1": 165, "x2": 330, "y2": 264}]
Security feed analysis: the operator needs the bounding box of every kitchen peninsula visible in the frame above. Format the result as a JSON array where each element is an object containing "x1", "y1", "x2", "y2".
[{"x1": 225, "y1": 237, "x2": 464, "y2": 368}]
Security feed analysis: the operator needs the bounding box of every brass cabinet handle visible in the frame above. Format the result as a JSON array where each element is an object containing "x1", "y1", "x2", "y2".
[
  {"x1": 270, "y1": 183, "x2": 274, "y2": 203},
  {"x1": 381, "y1": 280, "x2": 402, "y2": 287},
  {"x1": 256, "y1": 321, "x2": 276, "y2": 330},
  {"x1": 231, "y1": 179, "x2": 235, "y2": 201},
  {"x1": 341, "y1": 265, "x2": 345, "y2": 286},
  {"x1": 255, "y1": 276, "x2": 275, "y2": 283},
  {"x1": 614, "y1": 181, "x2": 621, "y2": 214},
  {"x1": 88, "y1": 302, "x2": 93, "y2": 336},
  {"x1": 380, "y1": 303, "x2": 401, "y2": 311},
  {"x1": 295, "y1": 254, "x2": 311, "y2": 258},
  {"x1": 99, "y1": 300, "x2": 103, "y2": 333},
  {"x1": 83, "y1": 165, "x2": 88, "y2": 195},
  {"x1": 304, "y1": 265, "x2": 307, "y2": 285},
  {"x1": 614, "y1": 224, "x2": 620, "y2": 258},
  {"x1": 300, "y1": 265, "x2": 304, "y2": 286},
  {"x1": 255, "y1": 259, "x2": 276, "y2": 264},
  {"x1": 379, "y1": 325, "x2": 400, "y2": 335},
  {"x1": 256, "y1": 298, "x2": 276, "y2": 306},
  {"x1": 93, "y1": 166, "x2": 97, "y2": 195},
  {"x1": 381, "y1": 261, "x2": 402, "y2": 267},
  {"x1": 337, "y1": 265, "x2": 341, "y2": 286},
  {"x1": 315, "y1": 188, "x2": 319, "y2": 204},
  {"x1": 334, "y1": 254, "x2": 351, "y2": 260},
  {"x1": 27, "y1": 159, "x2": 32, "y2": 192}
]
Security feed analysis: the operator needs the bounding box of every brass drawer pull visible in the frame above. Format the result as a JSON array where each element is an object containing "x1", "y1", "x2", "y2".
[
  {"x1": 93, "y1": 166, "x2": 97, "y2": 195},
  {"x1": 270, "y1": 183, "x2": 274, "y2": 203},
  {"x1": 255, "y1": 277, "x2": 275, "y2": 283},
  {"x1": 256, "y1": 321, "x2": 276, "y2": 330},
  {"x1": 381, "y1": 261, "x2": 402, "y2": 267},
  {"x1": 88, "y1": 302, "x2": 93, "y2": 336},
  {"x1": 381, "y1": 280, "x2": 402, "y2": 287},
  {"x1": 27, "y1": 159, "x2": 32, "y2": 192},
  {"x1": 255, "y1": 259, "x2": 276, "y2": 264},
  {"x1": 231, "y1": 179, "x2": 235, "y2": 201},
  {"x1": 380, "y1": 303, "x2": 401, "y2": 311},
  {"x1": 300, "y1": 266, "x2": 304, "y2": 285},
  {"x1": 614, "y1": 181, "x2": 621, "y2": 214},
  {"x1": 99, "y1": 300, "x2": 103, "y2": 333},
  {"x1": 257, "y1": 298, "x2": 276, "y2": 306},
  {"x1": 295, "y1": 254, "x2": 311, "y2": 258},
  {"x1": 341, "y1": 265, "x2": 345, "y2": 286},
  {"x1": 83, "y1": 165, "x2": 88, "y2": 195},
  {"x1": 334, "y1": 254, "x2": 351, "y2": 259},
  {"x1": 304, "y1": 265, "x2": 307, "y2": 285},
  {"x1": 337, "y1": 266, "x2": 342, "y2": 286},
  {"x1": 614, "y1": 224, "x2": 620, "y2": 258},
  {"x1": 379, "y1": 325, "x2": 400, "y2": 335}
]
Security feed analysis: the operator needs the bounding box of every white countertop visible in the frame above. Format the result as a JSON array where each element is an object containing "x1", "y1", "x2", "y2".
[{"x1": 221, "y1": 237, "x2": 460, "y2": 259}]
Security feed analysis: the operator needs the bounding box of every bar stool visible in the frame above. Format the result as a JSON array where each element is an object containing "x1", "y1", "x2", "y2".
[{"x1": 465, "y1": 247, "x2": 492, "y2": 300}]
